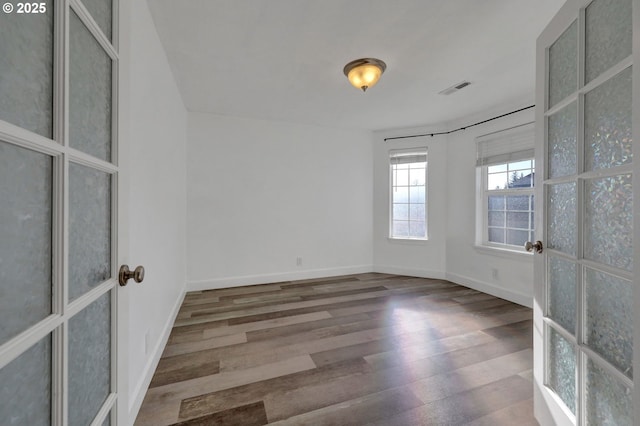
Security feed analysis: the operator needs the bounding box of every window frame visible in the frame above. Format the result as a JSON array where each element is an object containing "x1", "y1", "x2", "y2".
[
  {"x1": 479, "y1": 159, "x2": 535, "y2": 252},
  {"x1": 388, "y1": 148, "x2": 428, "y2": 241}
]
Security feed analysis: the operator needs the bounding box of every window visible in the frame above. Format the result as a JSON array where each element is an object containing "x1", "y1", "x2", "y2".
[
  {"x1": 484, "y1": 159, "x2": 535, "y2": 247},
  {"x1": 476, "y1": 124, "x2": 535, "y2": 250},
  {"x1": 390, "y1": 149, "x2": 427, "y2": 239}
]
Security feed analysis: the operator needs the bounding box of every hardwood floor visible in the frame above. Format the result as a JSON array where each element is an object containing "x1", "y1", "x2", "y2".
[{"x1": 135, "y1": 273, "x2": 537, "y2": 425}]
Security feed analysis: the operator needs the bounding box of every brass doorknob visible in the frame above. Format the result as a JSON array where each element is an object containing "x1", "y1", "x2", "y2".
[
  {"x1": 119, "y1": 265, "x2": 145, "y2": 286},
  {"x1": 524, "y1": 240, "x2": 544, "y2": 254}
]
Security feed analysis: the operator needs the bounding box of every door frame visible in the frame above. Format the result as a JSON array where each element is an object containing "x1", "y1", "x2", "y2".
[
  {"x1": 116, "y1": 0, "x2": 130, "y2": 423},
  {"x1": 633, "y1": 0, "x2": 640, "y2": 421}
]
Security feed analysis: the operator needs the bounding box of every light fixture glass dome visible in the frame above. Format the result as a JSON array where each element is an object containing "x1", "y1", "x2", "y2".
[{"x1": 343, "y1": 58, "x2": 387, "y2": 92}]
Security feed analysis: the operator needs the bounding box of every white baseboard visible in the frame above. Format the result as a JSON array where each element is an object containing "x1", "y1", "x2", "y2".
[
  {"x1": 128, "y1": 288, "x2": 186, "y2": 419},
  {"x1": 445, "y1": 272, "x2": 532, "y2": 308},
  {"x1": 186, "y1": 264, "x2": 374, "y2": 291},
  {"x1": 373, "y1": 265, "x2": 446, "y2": 280}
]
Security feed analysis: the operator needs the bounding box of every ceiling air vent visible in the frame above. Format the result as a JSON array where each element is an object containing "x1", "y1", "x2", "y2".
[{"x1": 439, "y1": 81, "x2": 471, "y2": 95}]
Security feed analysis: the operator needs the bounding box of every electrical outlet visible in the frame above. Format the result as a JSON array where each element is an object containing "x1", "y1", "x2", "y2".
[
  {"x1": 296, "y1": 257, "x2": 303, "y2": 266},
  {"x1": 492, "y1": 268, "x2": 499, "y2": 280}
]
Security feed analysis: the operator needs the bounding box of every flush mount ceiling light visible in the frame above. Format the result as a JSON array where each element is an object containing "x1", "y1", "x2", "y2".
[{"x1": 343, "y1": 58, "x2": 387, "y2": 92}]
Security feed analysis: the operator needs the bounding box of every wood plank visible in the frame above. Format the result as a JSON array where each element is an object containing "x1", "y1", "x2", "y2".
[
  {"x1": 202, "y1": 311, "x2": 332, "y2": 339},
  {"x1": 267, "y1": 385, "x2": 425, "y2": 425},
  {"x1": 281, "y1": 276, "x2": 360, "y2": 288},
  {"x1": 172, "y1": 402, "x2": 268, "y2": 426},
  {"x1": 244, "y1": 312, "x2": 372, "y2": 342},
  {"x1": 150, "y1": 356, "x2": 220, "y2": 389},
  {"x1": 162, "y1": 332, "x2": 248, "y2": 358},
  {"x1": 464, "y1": 398, "x2": 538, "y2": 426},
  {"x1": 185, "y1": 296, "x2": 305, "y2": 318},
  {"x1": 178, "y1": 358, "x2": 371, "y2": 421},
  {"x1": 407, "y1": 349, "x2": 533, "y2": 404},
  {"x1": 147, "y1": 355, "x2": 316, "y2": 400},
  {"x1": 367, "y1": 375, "x2": 534, "y2": 425}
]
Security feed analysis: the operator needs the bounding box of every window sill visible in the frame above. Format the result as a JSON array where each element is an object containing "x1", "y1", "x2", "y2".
[
  {"x1": 388, "y1": 237, "x2": 429, "y2": 244},
  {"x1": 473, "y1": 244, "x2": 533, "y2": 260}
]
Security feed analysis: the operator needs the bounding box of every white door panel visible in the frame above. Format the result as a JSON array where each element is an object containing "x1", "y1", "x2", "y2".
[
  {"x1": 0, "y1": 0, "x2": 130, "y2": 424},
  {"x1": 534, "y1": 0, "x2": 638, "y2": 424}
]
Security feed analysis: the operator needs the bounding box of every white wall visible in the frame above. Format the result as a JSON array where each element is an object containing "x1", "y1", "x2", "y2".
[
  {"x1": 372, "y1": 128, "x2": 448, "y2": 278},
  {"x1": 372, "y1": 104, "x2": 535, "y2": 306},
  {"x1": 186, "y1": 113, "x2": 374, "y2": 289},
  {"x1": 445, "y1": 106, "x2": 535, "y2": 307},
  {"x1": 127, "y1": 0, "x2": 188, "y2": 417}
]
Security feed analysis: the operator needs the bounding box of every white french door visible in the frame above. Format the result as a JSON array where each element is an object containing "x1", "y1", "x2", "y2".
[
  {"x1": 0, "y1": 0, "x2": 128, "y2": 425},
  {"x1": 533, "y1": 0, "x2": 638, "y2": 424}
]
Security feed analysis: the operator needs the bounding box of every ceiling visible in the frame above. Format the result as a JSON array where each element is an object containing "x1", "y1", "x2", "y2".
[{"x1": 147, "y1": 0, "x2": 564, "y2": 131}]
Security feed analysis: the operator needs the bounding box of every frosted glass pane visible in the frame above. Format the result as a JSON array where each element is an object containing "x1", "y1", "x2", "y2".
[
  {"x1": 547, "y1": 183, "x2": 576, "y2": 256},
  {"x1": 488, "y1": 211, "x2": 504, "y2": 226},
  {"x1": 548, "y1": 20, "x2": 577, "y2": 108},
  {"x1": 507, "y1": 212, "x2": 529, "y2": 229},
  {"x1": 547, "y1": 328, "x2": 575, "y2": 414},
  {"x1": 0, "y1": 142, "x2": 52, "y2": 344},
  {"x1": 586, "y1": 358, "x2": 632, "y2": 425},
  {"x1": 0, "y1": 335, "x2": 51, "y2": 426},
  {"x1": 548, "y1": 256, "x2": 576, "y2": 335},
  {"x1": 0, "y1": 5, "x2": 53, "y2": 137},
  {"x1": 585, "y1": 68, "x2": 632, "y2": 171},
  {"x1": 548, "y1": 102, "x2": 577, "y2": 178},
  {"x1": 488, "y1": 196, "x2": 504, "y2": 210},
  {"x1": 81, "y1": 0, "x2": 113, "y2": 40},
  {"x1": 584, "y1": 175, "x2": 632, "y2": 271},
  {"x1": 585, "y1": 268, "x2": 633, "y2": 378},
  {"x1": 69, "y1": 11, "x2": 112, "y2": 162},
  {"x1": 69, "y1": 291, "x2": 111, "y2": 426},
  {"x1": 488, "y1": 228, "x2": 505, "y2": 243},
  {"x1": 507, "y1": 212, "x2": 529, "y2": 228},
  {"x1": 506, "y1": 229, "x2": 528, "y2": 246},
  {"x1": 69, "y1": 163, "x2": 111, "y2": 301},
  {"x1": 585, "y1": 0, "x2": 632, "y2": 83},
  {"x1": 506, "y1": 195, "x2": 529, "y2": 211}
]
